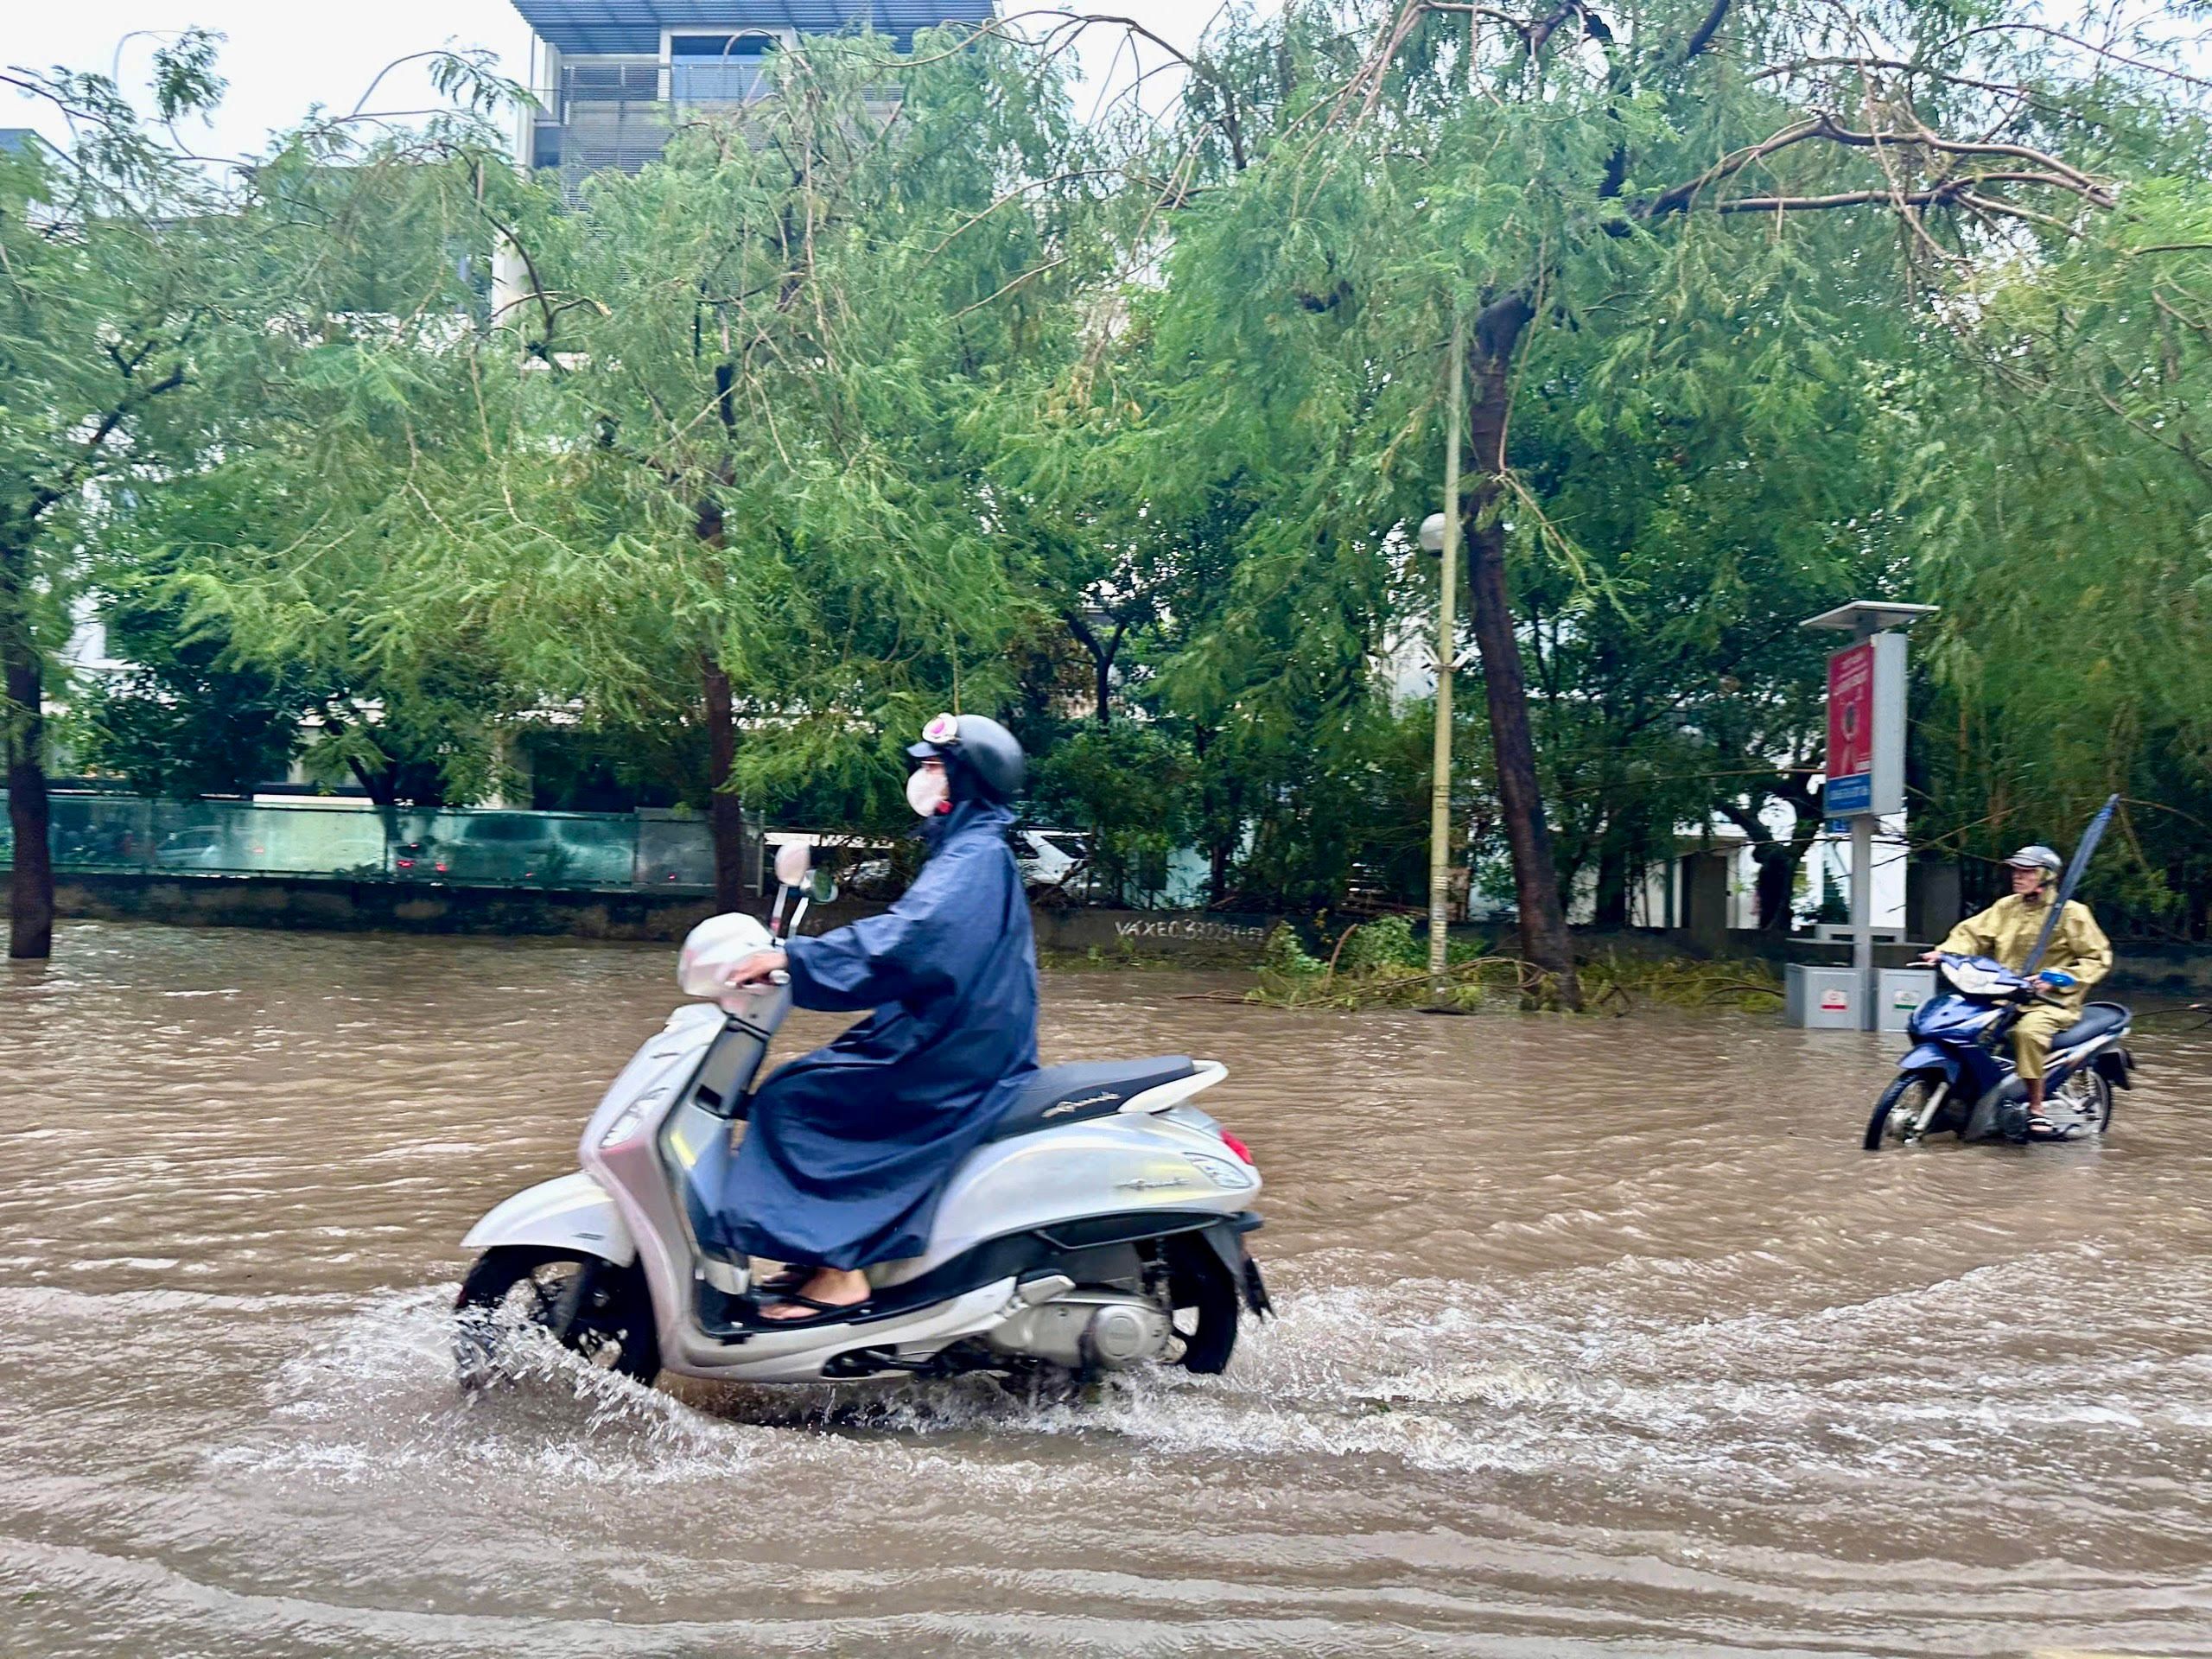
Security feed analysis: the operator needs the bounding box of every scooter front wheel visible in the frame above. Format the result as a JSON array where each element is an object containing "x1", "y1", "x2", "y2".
[
  {"x1": 1864, "y1": 1072, "x2": 1943, "y2": 1150},
  {"x1": 453, "y1": 1247, "x2": 661, "y2": 1388}
]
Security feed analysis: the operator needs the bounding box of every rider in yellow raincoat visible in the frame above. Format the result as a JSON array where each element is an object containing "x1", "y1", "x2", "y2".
[{"x1": 1923, "y1": 845, "x2": 2113, "y2": 1126}]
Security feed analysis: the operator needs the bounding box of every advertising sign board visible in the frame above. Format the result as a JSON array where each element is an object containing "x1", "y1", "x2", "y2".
[{"x1": 1822, "y1": 632, "x2": 1905, "y2": 817}]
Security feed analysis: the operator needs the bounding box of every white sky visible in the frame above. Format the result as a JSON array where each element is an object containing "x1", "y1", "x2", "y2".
[{"x1": 4, "y1": 2, "x2": 1230, "y2": 160}]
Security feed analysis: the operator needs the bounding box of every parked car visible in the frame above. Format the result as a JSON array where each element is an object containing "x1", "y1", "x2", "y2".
[
  {"x1": 842, "y1": 827, "x2": 1090, "y2": 899},
  {"x1": 388, "y1": 839, "x2": 450, "y2": 881},
  {"x1": 436, "y1": 814, "x2": 634, "y2": 887},
  {"x1": 1015, "y1": 827, "x2": 1090, "y2": 893},
  {"x1": 155, "y1": 828, "x2": 238, "y2": 870}
]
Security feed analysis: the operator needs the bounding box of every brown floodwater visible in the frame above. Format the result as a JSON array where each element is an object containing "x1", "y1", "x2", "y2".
[{"x1": 4, "y1": 919, "x2": 2212, "y2": 1657}]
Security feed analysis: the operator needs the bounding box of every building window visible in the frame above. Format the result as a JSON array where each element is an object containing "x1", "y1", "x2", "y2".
[{"x1": 669, "y1": 32, "x2": 779, "y2": 104}]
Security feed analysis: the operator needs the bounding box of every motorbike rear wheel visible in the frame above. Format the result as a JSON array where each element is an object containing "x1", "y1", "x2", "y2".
[
  {"x1": 1864, "y1": 1072, "x2": 1945, "y2": 1150},
  {"x1": 454, "y1": 1247, "x2": 661, "y2": 1389},
  {"x1": 2046, "y1": 1068, "x2": 2115, "y2": 1137}
]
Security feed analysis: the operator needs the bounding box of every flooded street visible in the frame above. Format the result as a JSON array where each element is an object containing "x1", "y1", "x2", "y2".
[{"x1": 5, "y1": 919, "x2": 2212, "y2": 1656}]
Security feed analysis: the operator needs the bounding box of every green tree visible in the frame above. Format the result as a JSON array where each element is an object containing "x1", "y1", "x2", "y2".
[
  {"x1": 3, "y1": 36, "x2": 248, "y2": 957},
  {"x1": 409, "y1": 28, "x2": 1128, "y2": 908},
  {"x1": 3, "y1": 40, "x2": 527, "y2": 956},
  {"x1": 1904, "y1": 171, "x2": 2212, "y2": 933},
  {"x1": 1046, "y1": 0, "x2": 2190, "y2": 998}
]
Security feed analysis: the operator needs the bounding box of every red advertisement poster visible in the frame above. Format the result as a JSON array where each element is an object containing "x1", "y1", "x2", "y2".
[{"x1": 1827, "y1": 641, "x2": 1874, "y2": 784}]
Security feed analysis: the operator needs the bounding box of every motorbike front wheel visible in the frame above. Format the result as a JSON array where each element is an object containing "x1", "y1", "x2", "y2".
[
  {"x1": 453, "y1": 1247, "x2": 661, "y2": 1388},
  {"x1": 1864, "y1": 1072, "x2": 1946, "y2": 1150}
]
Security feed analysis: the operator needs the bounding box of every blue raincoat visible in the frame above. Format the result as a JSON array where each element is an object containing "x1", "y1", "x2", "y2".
[{"x1": 719, "y1": 800, "x2": 1039, "y2": 1269}]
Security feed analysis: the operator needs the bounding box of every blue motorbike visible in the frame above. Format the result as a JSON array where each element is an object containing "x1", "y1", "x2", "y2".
[{"x1": 1863, "y1": 952, "x2": 2136, "y2": 1148}]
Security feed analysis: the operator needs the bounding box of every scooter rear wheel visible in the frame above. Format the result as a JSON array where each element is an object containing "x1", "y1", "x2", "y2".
[
  {"x1": 454, "y1": 1247, "x2": 661, "y2": 1388},
  {"x1": 1864, "y1": 1072, "x2": 1943, "y2": 1150},
  {"x1": 1161, "y1": 1236, "x2": 1244, "y2": 1375}
]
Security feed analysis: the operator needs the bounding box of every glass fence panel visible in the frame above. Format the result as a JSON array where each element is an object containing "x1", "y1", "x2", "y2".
[
  {"x1": 410, "y1": 810, "x2": 639, "y2": 888},
  {"x1": 3, "y1": 795, "x2": 727, "y2": 893},
  {"x1": 257, "y1": 804, "x2": 390, "y2": 878},
  {"x1": 143, "y1": 800, "x2": 381, "y2": 878},
  {"x1": 50, "y1": 795, "x2": 157, "y2": 870},
  {"x1": 636, "y1": 816, "x2": 715, "y2": 890}
]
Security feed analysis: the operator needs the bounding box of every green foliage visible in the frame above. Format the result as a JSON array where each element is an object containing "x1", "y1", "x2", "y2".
[
  {"x1": 1893, "y1": 174, "x2": 2212, "y2": 934},
  {"x1": 1258, "y1": 922, "x2": 1326, "y2": 979},
  {"x1": 16, "y1": 2, "x2": 2212, "y2": 955},
  {"x1": 1031, "y1": 722, "x2": 1193, "y2": 898}
]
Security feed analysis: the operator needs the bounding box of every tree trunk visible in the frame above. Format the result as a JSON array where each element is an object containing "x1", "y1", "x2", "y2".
[
  {"x1": 1461, "y1": 294, "x2": 1580, "y2": 1007},
  {"x1": 703, "y1": 656, "x2": 747, "y2": 913},
  {"x1": 3, "y1": 611, "x2": 54, "y2": 961},
  {"x1": 1064, "y1": 610, "x2": 1118, "y2": 728},
  {"x1": 1593, "y1": 825, "x2": 1631, "y2": 931},
  {"x1": 1753, "y1": 844, "x2": 1796, "y2": 932}
]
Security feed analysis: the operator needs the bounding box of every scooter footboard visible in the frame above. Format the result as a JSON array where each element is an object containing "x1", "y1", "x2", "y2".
[{"x1": 461, "y1": 1171, "x2": 637, "y2": 1265}]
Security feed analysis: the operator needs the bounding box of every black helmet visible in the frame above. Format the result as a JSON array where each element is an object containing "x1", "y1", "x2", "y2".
[{"x1": 907, "y1": 712, "x2": 1025, "y2": 804}]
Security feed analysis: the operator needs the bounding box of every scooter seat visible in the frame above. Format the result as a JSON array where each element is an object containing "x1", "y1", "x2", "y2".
[
  {"x1": 989, "y1": 1057, "x2": 1197, "y2": 1141},
  {"x1": 2050, "y1": 1001, "x2": 2129, "y2": 1051}
]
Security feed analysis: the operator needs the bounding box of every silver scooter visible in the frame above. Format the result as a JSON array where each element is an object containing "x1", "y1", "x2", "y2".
[{"x1": 454, "y1": 843, "x2": 1268, "y2": 1390}]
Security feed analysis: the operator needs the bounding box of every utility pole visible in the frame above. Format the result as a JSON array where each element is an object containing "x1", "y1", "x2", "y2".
[{"x1": 1424, "y1": 306, "x2": 1465, "y2": 997}]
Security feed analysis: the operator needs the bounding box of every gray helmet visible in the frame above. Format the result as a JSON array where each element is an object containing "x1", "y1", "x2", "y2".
[
  {"x1": 2003, "y1": 844, "x2": 2062, "y2": 877},
  {"x1": 907, "y1": 712, "x2": 1026, "y2": 804}
]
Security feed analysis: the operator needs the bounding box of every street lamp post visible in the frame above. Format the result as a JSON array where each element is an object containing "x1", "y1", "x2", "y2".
[{"x1": 1419, "y1": 307, "x2": 1465, "y2": 997}]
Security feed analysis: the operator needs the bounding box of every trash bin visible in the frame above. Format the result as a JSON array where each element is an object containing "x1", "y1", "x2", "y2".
[
  {"x1": 1876, "y1": 968, "x2": 1936, "y2": 1034},
  {"x1": 1785, "y1": 963, "x2": 1862, "y2": 1029}
]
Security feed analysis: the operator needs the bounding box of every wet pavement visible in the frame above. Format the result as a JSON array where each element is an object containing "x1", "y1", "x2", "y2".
[{"x1": 3, "y1": 920, "x2": 2211, "y2": 1656}]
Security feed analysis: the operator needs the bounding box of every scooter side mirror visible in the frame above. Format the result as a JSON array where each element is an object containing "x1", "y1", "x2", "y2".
[
  {"x1": 809, "y1": 868, "x2": 838, "y2": 905},
  {"x1": 772, "y1": 842, "x2": 812, "y2": 889}
]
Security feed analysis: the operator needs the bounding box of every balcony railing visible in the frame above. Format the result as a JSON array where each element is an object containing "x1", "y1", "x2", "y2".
[
  {"x1": 670, "y1": 60, "x2": 771, "y2": 105},
  {"x1": 563, "y1": 60, "x2": 661, "y2": 109}
]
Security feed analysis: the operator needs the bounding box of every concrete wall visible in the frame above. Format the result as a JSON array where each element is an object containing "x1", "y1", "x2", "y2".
[{"x1": 42, "y1": 871, "x2": 2203, "y2": 992}]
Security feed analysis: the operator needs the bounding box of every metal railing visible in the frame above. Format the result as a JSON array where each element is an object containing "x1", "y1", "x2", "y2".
[
  {"x1": 670, "y1": 61, "x2": 772, "y2": 104},
  {"x1": 0, "y1": 792, "x2": 759, "y2": 893}
]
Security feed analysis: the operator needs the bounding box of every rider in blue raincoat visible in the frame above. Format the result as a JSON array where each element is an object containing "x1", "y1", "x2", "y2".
[{"x1": 715, "y1": 715, "x2": 1039, "y2": 1321}]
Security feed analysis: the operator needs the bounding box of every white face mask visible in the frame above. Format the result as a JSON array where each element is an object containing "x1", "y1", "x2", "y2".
[{"x1": 906, "y1": 766, "x2": 949, "y2": 818}]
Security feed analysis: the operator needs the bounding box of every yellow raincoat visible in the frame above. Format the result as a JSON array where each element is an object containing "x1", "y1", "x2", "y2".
[{"x1": 1939, "y1": 892, "x2": 2113, "y2": 1081}]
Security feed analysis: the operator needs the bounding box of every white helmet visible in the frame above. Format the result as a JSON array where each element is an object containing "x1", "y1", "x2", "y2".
[{"x1": 2003, "y1": 844, "x2": 2062, "y2": 879}]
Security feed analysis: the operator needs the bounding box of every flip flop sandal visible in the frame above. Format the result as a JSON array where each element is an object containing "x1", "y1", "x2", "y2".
[
  {"x1": 748, "y1": 1292, "x2": 871, "y2": 1326},
  {"x1": 749, "y1": 1267, "x2": 813, "y2": 1298}
]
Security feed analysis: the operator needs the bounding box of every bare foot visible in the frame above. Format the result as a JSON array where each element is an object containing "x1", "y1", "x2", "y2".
[{"x1": 757, "y1": 1266, "x2": 869, "y2": 1322}]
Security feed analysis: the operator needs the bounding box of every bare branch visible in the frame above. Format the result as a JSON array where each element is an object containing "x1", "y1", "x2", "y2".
[
  {"x1": 1681, "y1": 0, "x2": 1732, "y2": 62},
  {"x1": 1643, "y1": 112, "x2": 2114, "y2": 220}
]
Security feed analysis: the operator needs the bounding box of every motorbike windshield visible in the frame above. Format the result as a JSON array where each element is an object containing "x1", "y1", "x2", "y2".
[{"x1": 1942, "y1": 955, "x2": 2022, "y2": 997}]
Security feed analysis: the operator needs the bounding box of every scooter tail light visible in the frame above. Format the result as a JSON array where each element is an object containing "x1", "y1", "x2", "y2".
[{"x1": 1218, "y1": 1130, "x2": 1255, "y2": 1166}]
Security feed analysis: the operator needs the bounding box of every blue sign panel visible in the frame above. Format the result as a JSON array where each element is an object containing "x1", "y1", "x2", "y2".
[{"x1": 1825, "y1": 773, "x2": 1873, "y2": 816}]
